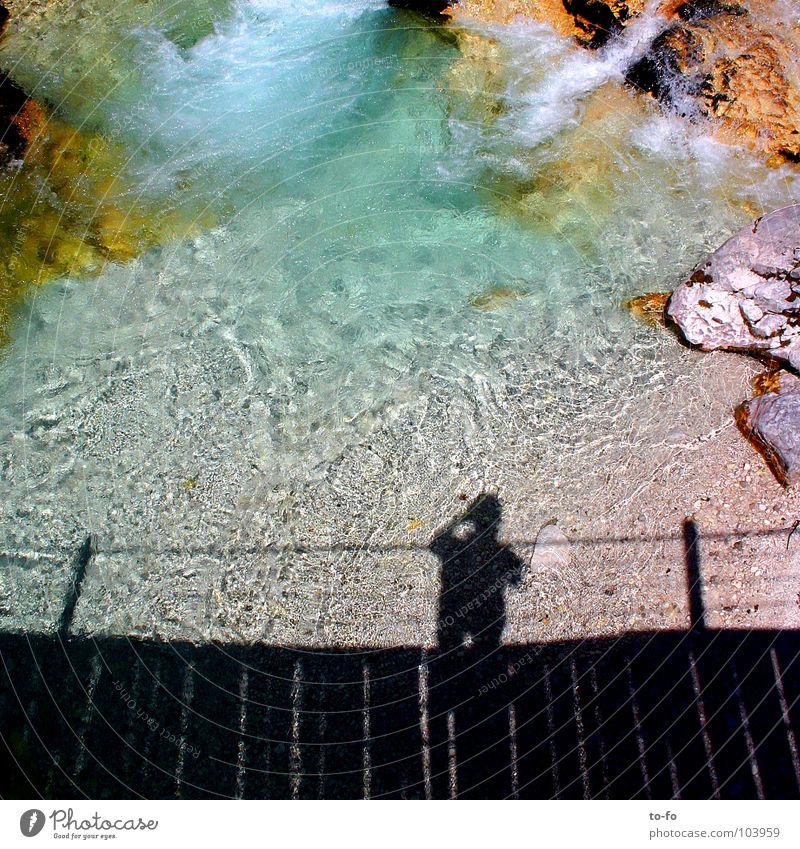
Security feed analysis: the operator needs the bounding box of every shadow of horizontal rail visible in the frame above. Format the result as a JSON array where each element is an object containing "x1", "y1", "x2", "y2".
[
  {"x1": 4, "y1": 521, "x2": 795, "y2": 563},
  {"x1": 1, "y1": 628, "x2": 799, "y2": 799}
]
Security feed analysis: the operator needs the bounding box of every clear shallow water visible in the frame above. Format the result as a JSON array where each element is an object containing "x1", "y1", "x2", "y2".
[{"x1": 0, "y1": 0, "x2": 798, "y2": 635}]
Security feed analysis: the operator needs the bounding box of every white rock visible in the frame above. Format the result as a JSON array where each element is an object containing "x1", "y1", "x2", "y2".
[
  {"x1": 753, "y1": 279, "x2": 792, "y2": 313},
  {"x1": 531, "y1": 523, "x2": 571, "y2": 568},
  {"x1": 667, "y1": 205, "x2": 800, "y2": 369}
]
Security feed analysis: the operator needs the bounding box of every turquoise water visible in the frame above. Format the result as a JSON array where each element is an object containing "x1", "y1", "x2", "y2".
[
  {"x1": 3, "y1": 1, "x2": 591, "y2": 464},
  {"x1": 1, "y1": 0, "x2": 798, "y2": 634}
]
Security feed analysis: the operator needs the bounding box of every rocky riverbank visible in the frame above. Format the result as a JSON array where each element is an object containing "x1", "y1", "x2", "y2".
[
  {"x1": 418, "y1": 0, "x2": 800, "y2": 486},
  {"x1": 637, "y1": 205, "x2": 800, "y2": 486},
  {"x1": 414, "y1": 0, "x2": 800, "y2": 484},
  {"x1": 402, "y1": 0, "x2": 800, "y2": 164}
]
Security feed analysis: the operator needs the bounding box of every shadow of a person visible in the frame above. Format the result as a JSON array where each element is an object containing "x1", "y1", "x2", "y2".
[
  {"x1": 426, "y1": 493, "x2": 525, "y2": 798},
  {"x1": 430, "y1": 493, "x2": 524, "y2": 654}
]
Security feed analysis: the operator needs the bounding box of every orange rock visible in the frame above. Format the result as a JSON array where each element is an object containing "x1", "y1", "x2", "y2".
[
  {"x1": 453, "y1": 0, "x2": 584, "y2": 37},
  {"x1": 634, "y1": 10, "x2": 800, "y2": 162},
  {"x1": 12, "y1": 98, "x2": 46, "y2": 146},
  {"x1": 477, "y1": 81, "x2": 654, "y2": 251},
  {"x1": 750, "y1": 367, "x2": 783, "y2": 397},
  {"x1": 624, "y1": 292, "x2": 671, "y2": 325},
  {"x1": 444, "y1": 27, "x2": 508, "y2": 125},
  {"x1": 454, "y1": 1, "x2": 647, "y2": 45},
  {"x1": 0, "y1": 98, "x2": 219, "y2": 344},
  {"x1": 455, "y1": 1, "x2": 800, "y2": 164}
]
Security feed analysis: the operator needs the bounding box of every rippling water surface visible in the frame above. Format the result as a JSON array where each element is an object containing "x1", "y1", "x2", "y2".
[{"x1": 0, "y1": 0, "x2": 798, "y2": 636}]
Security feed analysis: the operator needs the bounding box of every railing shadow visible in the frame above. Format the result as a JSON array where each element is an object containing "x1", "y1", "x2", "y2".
[{"x1": 1, "y1": 502, "x2": 799, "y2": 799}]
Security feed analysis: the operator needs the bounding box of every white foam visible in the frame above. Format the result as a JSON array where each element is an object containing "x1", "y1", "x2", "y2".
[{"x1": 507, "y1": 0, "x2": 668, "y2": 146}]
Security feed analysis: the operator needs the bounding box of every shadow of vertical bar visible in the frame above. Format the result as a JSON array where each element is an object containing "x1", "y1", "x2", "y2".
[
  {"x1": 57, "y1": 535, "x2": 96, "y2": 636},
  {"x1": 682, "y1": 519, "x2": 705, "y2": 633}
]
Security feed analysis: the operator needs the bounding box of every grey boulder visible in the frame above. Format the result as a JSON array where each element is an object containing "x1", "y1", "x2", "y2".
[
  {"x1": 668, "y1": 205, "x2": 800, "y2": 372},
  {"x1": 736, "y1": 372, "x2": 800, "y2": 487}
]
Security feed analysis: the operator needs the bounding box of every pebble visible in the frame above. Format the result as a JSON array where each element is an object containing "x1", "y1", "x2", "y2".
[{"x1": 531, "y1": 523, "x2": 571, "y2": 568}]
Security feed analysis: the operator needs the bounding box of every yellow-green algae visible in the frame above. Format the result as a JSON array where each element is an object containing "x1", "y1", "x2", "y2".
[
  {"x1": 0, "y1": 1, "x2": 237, "y2": 341},
  {"x1": 0, "y1": 101, "x2": 219, "y2": 343}
]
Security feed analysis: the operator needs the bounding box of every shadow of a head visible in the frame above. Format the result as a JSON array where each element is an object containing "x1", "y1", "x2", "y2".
[{"x1": 464, "y1": 493, "x2": 502, "y2": 534}]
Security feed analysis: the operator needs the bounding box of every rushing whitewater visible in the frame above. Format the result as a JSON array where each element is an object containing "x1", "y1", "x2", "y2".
[
  {"x1": 0, "y1": 0, "x2": 798, "y2": 641},
  {"x1": 508, "y1": 0, "x2": 670, "y2": 146}
]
